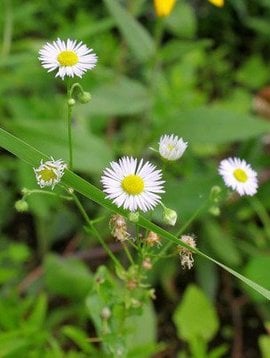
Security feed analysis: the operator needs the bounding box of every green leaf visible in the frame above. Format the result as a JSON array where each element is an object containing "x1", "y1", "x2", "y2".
[
  {"x1": 103, "y1": 0, "x2": 155, "y2": 63},
  {"x1": 44, "y1": 254, "x2": 93, "y2": 300},
  {"x1": 0, "y1": 127, "x2": 270, "y2": 300},
  {"x1": 165, "y1": 1, "x2": 197, "y2": 38},
  {"x1": 162, "y1": 174, "x2": 216, "y2": 222},
  {"x1": 27, "y1": 294, "x2": 47, "y2": 330},
  {"x1": 161, "y1": 107, "x2": 270, "y2": 145},
  {"x1": 204, "y1": 220, "x2": 242, "y2": 267},
  {"x1": 62, "y1": 326, "x2": 96, "y2": 354},
  {"x1": 125, "y1": 302, "x2": 157, "y2": 354},
  {"x1": 7, "y1": 119, "x2": 112, "y2": 174},
  {"x1": 83, "y1": 77, "x2": 152, "y2": 116},
  {"x1": 259, "y1": 335, "x2": 270, "y2": 358},
  {"x1": 242, "y1": 256, "x2": 270, "y2": 303},
  {"x1": 208, "y1": 344, "x2": 229, "y2": 358},
  {"x1": 236, "y1": 55, "x2": 269, "y2": 89},
  {"x1": 173, "y1": 284, "x2": 219, "y2": 342}
]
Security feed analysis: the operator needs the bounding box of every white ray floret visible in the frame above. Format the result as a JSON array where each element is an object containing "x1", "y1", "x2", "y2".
[
  {"x1": 159, "y1": 134, "x2": 188, "y2": 161},
  {"x1": 39, "y1": 38, "x2": 97, "y2": 80},
  {"x1": 101, "y1": 157, "x2": 165, "y2": 212},
  {"x1": 34, "y1": 157, "x2": 67, "y2": 189},
  {"x1": 218, "y1": 157, "x2": 258, "y2": 196}
]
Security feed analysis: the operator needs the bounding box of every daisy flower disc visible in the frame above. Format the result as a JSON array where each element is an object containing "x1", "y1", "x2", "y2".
[
  {"x1": 39, "y1": 38, "x2": 97, "y2": 80},
  {"x1": 218, "y1": 157, "x2": 258, "y2": 196},
  {"x1": 34, "y1": 157, "x2": 67, "y2": 189},
  {"x1": 101, "y1": 157, "x2": 165, "y2": 212},
  {"x1": 159, "y1": 134, "x2": 188, "y2": 161}
]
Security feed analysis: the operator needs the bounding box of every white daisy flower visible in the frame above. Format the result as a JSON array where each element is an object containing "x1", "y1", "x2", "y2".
[
  {"x1": 34, "y1": 157, "x2": 67, "y2": 189},
  {"x1": 101, "y1": 157, "x2": 165, "y2": 212},
  {"x1": 38, "y1": 38, "x2": 97, "y2": 80},
  {"x1": 218, "y1": 157, "x2": 258, "y2": 196},
  {"x1": 159, "y1": 134, "x2": 188, "y2": 161}
]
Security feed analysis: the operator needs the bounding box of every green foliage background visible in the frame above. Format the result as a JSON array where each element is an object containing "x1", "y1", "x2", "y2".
[{"x1": 1, "y1": 0, "x2": 270, "y2": 356}]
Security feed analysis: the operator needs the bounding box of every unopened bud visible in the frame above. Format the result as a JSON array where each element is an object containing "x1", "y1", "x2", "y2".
[
  {"x1": 128, "y1": 211, "x2": 139, "y2": 223},
  {"x1": 209, "y1": 206, "x2": 220, "y2": 216},
  {"x1": 163, "y1": 207, "x2": 177, "y2": 226},
  {"x1": 210, "y1": 185, "x2": 221, "y2": 202},
  {"x1": 67, "y1": 98, "x2": 76, "y2": 106},
  {"x1": 21, "y1": 188, "x2": 30, "y2": 196},
  {"x1": 78, "y1": 91, "x2": 91, "y2": 104},
  {"x1": 101, "y1": 307, "x2": 111, "y2": 320},
  {"x1": 15, "y1": 200, "x2": 29, "y2": 213},
  {"x1": 130, "y1": 298, "x2": 142, "y2": 308}
]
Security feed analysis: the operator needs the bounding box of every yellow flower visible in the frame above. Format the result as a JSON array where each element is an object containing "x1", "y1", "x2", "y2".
[
  {"x1": 208, "y1": 0, "x2": 224, "y2": 7},
  {"x1": 154, "y1": 0, "x2": 176, "y2": 17}
]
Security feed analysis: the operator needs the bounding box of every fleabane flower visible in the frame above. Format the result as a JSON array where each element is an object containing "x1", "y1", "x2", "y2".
[
  {"x1": 38, "y1": 38, "x2": 97, "y2": 80},
  {"x1": 159, "y1": 134, "x2": 188, "y2": 161},
  {"x1": 154, "y1": 0, "x2": 176, "y2": 17},
  {"x1": 34, "y1": 157, "x2": 67, "y2": 189},
  {"x1": 101, "y1": 157, "x2": 165, "y2": 212},
  {"x1": 218, "y1": 157, "x2": 258, "y2": 196},
  {"x1": 208, "y1": 0, "x2": 224, "y2": 7}
]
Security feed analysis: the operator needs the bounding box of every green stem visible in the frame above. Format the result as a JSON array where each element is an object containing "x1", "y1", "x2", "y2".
[
  {"x1": 249, "y1": 197, "x2": 270, "y2": 241},
  {"x1": 153, "y1": 198, "x2": 209, "y2": 264},
  {"x1": 71, "y1": 192, "x2": 124, "y2": 269},
  {"x1": 70, "y1": 82, "x2": 84, "y2": 98},
  {"x1": 24, "y1": 189, "x2": 72, "y2": 201},
  {"x1": 122, "y1": 242, "x2": 134, "y2": 265},
  {"x1": 67, "y1": 80, "x2": 73, "y2": 170}
]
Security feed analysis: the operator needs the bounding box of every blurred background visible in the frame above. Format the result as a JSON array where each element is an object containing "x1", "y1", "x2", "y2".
[{"x1": 1, "y1": 0, "x2": 270, "y2": 357}]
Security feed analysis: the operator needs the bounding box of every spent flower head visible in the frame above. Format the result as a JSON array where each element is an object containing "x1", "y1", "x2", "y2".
[
  {"x1": 218, "y1": 157, "x2": 258, "y2": 196},
  {"x1": 109, "y1": 214, "x2": 130, "y2": 242},
  {"x1": 154, "y1": 0, "x2": 176, "y2": 17},
  {"x1": 145, "y1": 231, "x2": 162, "y2": 247},
  {"x1": 101, "y1": 157, "x2": 165, "y2": 212},
  {"x1": 178, "y1": 235, "x2": 196, "y2": 270},
  {"x1": 34, "y1": 157, "x2": 67, "y2": 190},
  {"x1": 39, "y1": 38, "x2": 97, "y2": 80},
  {"x1": 159, "y1": 134, "x2": 188, "y2": 161}
]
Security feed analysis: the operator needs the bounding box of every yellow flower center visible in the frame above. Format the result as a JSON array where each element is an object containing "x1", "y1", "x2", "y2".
[
  {"x1": 233, "y1": 168, "x2": 248, "y2": 183},
  {"x1": 167, "y1": 144, "x2": 175, "y2": 151},
  {"x1": 39, "y1": 168, "x2": 57, "y2": 182},
  {"x1": 121, "y1": 175, "x2": 144, "y2": 195},
  {"x1": 57, "y1": 50, "x2": 79, "y2": 66}
]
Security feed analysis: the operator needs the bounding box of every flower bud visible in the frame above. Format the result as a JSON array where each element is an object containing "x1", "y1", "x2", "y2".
[
  {"x1": 78, "y1": 91, "x2": 91, "y2": 104},
  {"x1": 21, "y1": 188, "x2": 30, "y2": 196},
  {"x1": 163, "y1": 207, "x2": 177, "y2": 226},
  {"x1": 67, "y1": 98, "x2": 76, "y2": 106},
  {"x1": 101, "y1": 307, "x2": 111, "y2": 320},
  {"x1": 209, "y1": 206, "x2": 220, "y2": 216},
  {"x1": 128, "y1": 211, "x2": 139, "y2": 223},
  {"x1": 210, "y1": 185, "x2": 221, "y2": 202},
  {"x1": 15, "y1": 200, "x2": 29, "y2": 213}
]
